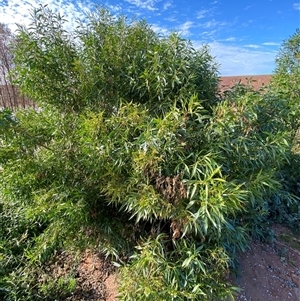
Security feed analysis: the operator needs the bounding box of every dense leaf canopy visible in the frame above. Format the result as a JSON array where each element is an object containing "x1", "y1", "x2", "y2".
[{"x1": 0, "y1": 5, "x2": 299, "y2": 301}]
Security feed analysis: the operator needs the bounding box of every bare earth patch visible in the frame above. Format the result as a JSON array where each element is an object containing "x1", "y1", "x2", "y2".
[
  {"x1": 58, "y1": 224, "x2": 299, "y2": 301},
  {"x1": 229, "y1": 225, "x2": 300, "y2": 301},
  {"x1": 64, "y1": 250, "x2": 117, "y2": 301},
  {"x1": 104, "y1": 273, "x2": 119, "y2": 301},
  {"x1": 218, "y1": 75, "x2": 271, "y2": 92}
]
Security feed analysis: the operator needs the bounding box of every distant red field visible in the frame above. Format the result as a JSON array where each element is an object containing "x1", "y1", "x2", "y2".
[{"x1": 219, "y1": 75, "x2": 272, "y2": 92}]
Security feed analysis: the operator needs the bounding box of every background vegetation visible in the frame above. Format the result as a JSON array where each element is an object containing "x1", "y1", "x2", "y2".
[
  {"x1": 0, "y1": 23, "x2": 35, "y2": 108},
  {"x1": 0, "y1": 5, "x2": 299, "y2": 300}
]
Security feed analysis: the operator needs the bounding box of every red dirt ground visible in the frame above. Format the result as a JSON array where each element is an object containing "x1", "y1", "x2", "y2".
[
  {"x1": 64, "y1": 224, "x2": 299, "y2": 301},
  {"x1": 218, "y1": 75, "x2": 272, "y2": 92},
  {"x1": 228, "y1": 224, "x2": 300, "y2": 301}
]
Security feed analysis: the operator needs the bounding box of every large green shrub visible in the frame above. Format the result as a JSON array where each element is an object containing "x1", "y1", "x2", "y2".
[
  {"x1": 13, "y1": 6, "x2": 219, "y2": 114},
  {"x1": 0, "y1": 5, "x2": 297, "y2": 300},
  {"x1": 268, "y1": 29, "x2": 300, "y2": 230}
]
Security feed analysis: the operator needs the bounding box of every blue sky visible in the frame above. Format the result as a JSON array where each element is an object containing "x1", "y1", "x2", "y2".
[{"x1": 0, "y1": 0, "x2": 299, "y2": 75}]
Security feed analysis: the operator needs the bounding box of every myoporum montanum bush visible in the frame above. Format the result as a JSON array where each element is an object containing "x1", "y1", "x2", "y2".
[{"x1": 0, "y1": 5, "x2": 298, "y2": 300}]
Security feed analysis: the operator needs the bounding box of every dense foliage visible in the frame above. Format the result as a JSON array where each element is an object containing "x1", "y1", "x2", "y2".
[
  {"x1": 12, "y1": 7, "x2": 218, "y2": 114},
  {"x1": 0, "y1": 5, "x2": 299, "y2": 300},
  {"x1": 270, "y1": 29, "x2": 300, "y2": 136},
  {"x1": 268, "y1": 28, "x2": 300, "y2": 229}
]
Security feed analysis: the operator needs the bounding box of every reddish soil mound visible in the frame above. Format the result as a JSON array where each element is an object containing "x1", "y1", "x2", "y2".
[{"x1": 219, "y1": 75, "x2": 272, "y2": 92}]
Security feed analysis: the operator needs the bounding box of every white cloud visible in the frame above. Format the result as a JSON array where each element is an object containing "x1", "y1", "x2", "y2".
[
  {"x1": 293, "y1": 3, "x2": 300, "y2": 10},
  {"x1": 211, "y1": 42, "x2": 277, "y2": 75},
  {"x1": 201, "y1": 30, "x2": 217, "y2": 38},
  {"x1": 196, "y1": 9, "x2": 211, "y2": 19},
  {"x1": 202, "y1": 20, "x2": 217, "y2": 28},
  {"x1": 163, "y1": 1, "x2": 172, "y2": 10},
  {"x1": 224, "y1": 37, "x2": 236, "y2": 42},
  {"x1": 0, "y1": 0, "x2": 94, "y2": 32},
  {"x1": 244, "y1": 44, "x2": 261, "y2": 49},
  {"x1": 177, "y1": 21, "x2": 194, "y2": 36},
  {"x1": 244, "y1": 5, "x2": 254, "y2": 10},
  {"x1": 262, "y1": 42, "x2": 280, "y2": 46},
  {"x1": 242, "y1": 19, "x2": 253, "y2": 27},
  {"x1": 201, "y1": 19, "x2": 227, "y2": 29},
  {"x1": 105, "y1": 4, "x2": 123, "y2": 13},
  {"x1": 193, "y1": 41, "x2": 277, "y2": 75},
  {"x1": 151, "y1": 24, "x2": 170, "y2": 36},
  {"x1": 165, "y1": 15, "x2": 177, "y2": 22},
  {"x1": 124, "y1": 0, "x2": 159, "y2": 11}
]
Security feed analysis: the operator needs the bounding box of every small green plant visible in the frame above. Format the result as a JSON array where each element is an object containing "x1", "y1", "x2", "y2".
[
  {"x1": 279, "y1": 233, "x2": 300, "y2": 250},
  {"x1": 119, "y1": 235, "x2": 239, "y2": 301}
]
